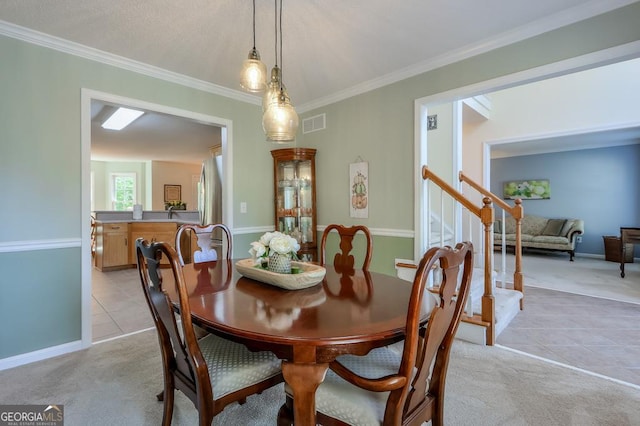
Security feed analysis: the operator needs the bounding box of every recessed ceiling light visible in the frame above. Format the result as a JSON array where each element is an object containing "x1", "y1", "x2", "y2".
[{"x1": 101, "y1": 107, "x2": 144, "y2": 130}]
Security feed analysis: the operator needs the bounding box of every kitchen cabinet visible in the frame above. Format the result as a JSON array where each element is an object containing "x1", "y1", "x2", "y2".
[
  {"x1": 129, "y1": 222, "x2": 179, "y2": 265},
  {"x1": 271, "y1": 148, "x2": 317, "y2": 261},
  {"x1": 95, "y1": 222, "x2": 129, "y2": 271},
  {"x1": 94, "y1": 221, "x2": 188, "y2": 271}
]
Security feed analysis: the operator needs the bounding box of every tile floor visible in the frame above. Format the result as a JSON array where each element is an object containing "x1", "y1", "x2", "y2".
[
  {"x1": 92, "y1": 267, "x2": 154, "y2": 342},
  {"x1": 91, "y1": 257, "x2": 640, "y2": 388}
]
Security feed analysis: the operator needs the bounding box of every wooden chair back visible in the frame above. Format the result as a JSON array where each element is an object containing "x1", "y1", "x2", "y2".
[
  {"x1": 320, "y1": 224, "x2": 373, "y2": 271},
  {"x1": 175, "y1": 223, "x2": 232, "y2": 266},
  {"x1": 136, "y1": 238, "x2": 215, "y2": 424},
  {"x1": 137, "y1": 238, "x2": 283, "y2": 425},
  {"x1": 398, "y1": 241, "x2": 473, "y2": 424},
  {"x1": 317, "y1": 241, "x2": 474, "y2": 426}
]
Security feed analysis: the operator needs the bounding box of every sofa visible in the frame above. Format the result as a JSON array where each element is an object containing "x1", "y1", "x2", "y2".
[{"x1": 494, "y1": 215, "x2": 585, "y2": 261}]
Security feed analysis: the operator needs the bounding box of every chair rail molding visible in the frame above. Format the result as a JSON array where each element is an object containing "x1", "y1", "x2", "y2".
[{"x1": 0, "y1": 238, "x2": 81, "y2": 253}]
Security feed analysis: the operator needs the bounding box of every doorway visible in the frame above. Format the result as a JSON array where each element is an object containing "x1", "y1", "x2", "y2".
[{"x1": 81, "y1": 89, "x2": 234, "y2": 345}]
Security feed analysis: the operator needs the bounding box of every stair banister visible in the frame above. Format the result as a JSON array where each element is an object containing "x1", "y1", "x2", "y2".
[
  {"x1": 422, "y1": 167, "x2": 481, "y2": 217},
  {"x1": 422, "y1": 166, "x2": 497, "y2": 344},
  {"x1": 459, "y1": 171, "x2": 525, "y2": 308}
]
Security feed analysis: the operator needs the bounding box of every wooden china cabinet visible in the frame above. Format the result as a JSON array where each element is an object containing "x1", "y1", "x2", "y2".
[{"x1": 271, "y1": 148, "x2": 317, "y2": 261}]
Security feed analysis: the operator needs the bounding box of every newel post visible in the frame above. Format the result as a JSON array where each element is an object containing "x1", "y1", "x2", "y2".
[
  {"x1": 512, "y1": 199, "x2": 524, "y2": 308},
  {"x1": 480, "y1": 197, "x2": 495, "y2": 346}
]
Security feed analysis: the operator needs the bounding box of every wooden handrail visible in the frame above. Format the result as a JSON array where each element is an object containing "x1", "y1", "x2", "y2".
[
  {"x1": 459, "y1": 171, "x2": 525, "y2": 221},
  {"x1": 459, "y1": 171, "x2": 508, "y2": 212},
  {"x1": 396, "y1": 262, "x2": 418, "y2": 269},
  {"x1": 422, "y1": 167, "x2": 481, "y2": 217}
]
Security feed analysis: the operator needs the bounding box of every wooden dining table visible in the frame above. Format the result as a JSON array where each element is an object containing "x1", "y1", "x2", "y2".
[{"x1": 173, "y1": 258, "x2": 419, "y2": 426}]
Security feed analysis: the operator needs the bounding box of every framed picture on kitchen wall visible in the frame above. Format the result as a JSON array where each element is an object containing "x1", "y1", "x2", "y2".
[
  {"x1": 164, "y1": 184, "x2": 181, "y2": 202},
  {"x1": 350, "y1": 160, "x2": 368, "y2": 218}
]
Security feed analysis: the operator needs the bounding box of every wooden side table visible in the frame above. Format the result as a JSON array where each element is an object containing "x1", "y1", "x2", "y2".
[{"x1": 620, "y1": 227, "x2": 640, "y2": 278}]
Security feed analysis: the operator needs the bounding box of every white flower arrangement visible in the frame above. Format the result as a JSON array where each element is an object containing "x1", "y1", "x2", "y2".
[{"x1": 249, "y1": 231, "x2": 300, "y2": 267}]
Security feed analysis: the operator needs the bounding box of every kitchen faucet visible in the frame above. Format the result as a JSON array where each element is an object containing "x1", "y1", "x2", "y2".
[{"x1": 167, "y1": 205, "x2": 176, "y2": 219}]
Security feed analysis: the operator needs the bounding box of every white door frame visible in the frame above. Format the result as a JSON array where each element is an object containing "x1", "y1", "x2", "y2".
[
  {"x1": 80, "y1": 88, "x2": 234, "y2": 347},
  {"x1": 414, "y1": 41, "x2": 640, "y2": 262}
]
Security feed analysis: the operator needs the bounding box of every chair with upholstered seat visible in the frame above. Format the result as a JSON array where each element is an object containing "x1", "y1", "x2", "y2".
[
  {"x1": 320, "y1": 224, "x2": 373, "y2": 271},
  {"x1": 175, "y1": 223, "x2": 232, "y2": 266},
  {"x1": 136, "y1": 238, "x2": 283, "y2": 426},
  {"x1": 278, "y1": 241, "x2": 473, "y2": 426}
]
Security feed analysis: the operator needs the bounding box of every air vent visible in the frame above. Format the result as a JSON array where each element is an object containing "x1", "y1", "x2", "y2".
[{"x1": 302, "y1": 113, "x2": 326, "y2": 134}]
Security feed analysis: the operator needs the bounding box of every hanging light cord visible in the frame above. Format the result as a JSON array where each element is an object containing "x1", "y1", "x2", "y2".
[
  {"x1": 252, "y1": 0, "x2": 256, "y2": 49},
  {"x1": 273, "y1": 0, "x2": 278, "y2": 68},
  {"x1": 279, "y1": 0, "x2": 284, "y2": 91}
]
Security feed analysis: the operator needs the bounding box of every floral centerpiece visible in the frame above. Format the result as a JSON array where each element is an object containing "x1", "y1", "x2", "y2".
[{"x1": 249, "y1": 231, "x2": 300, "y2": 274}]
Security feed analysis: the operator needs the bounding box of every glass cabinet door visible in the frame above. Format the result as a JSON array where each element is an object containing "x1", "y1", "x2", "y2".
[{"x1": 272, "y1": 148, "x2": 317, "y2": 261}]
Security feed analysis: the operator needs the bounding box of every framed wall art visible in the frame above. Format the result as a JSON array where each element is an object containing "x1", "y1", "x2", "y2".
[
  {"x1": 503, "y1": 179, "x2": 550, "y2": 200},
  {"x1": 164, "y1": 184, "x2": 182, "y2": 202},
  {"x1": 350, "y1": 160, "x2": 368, "y2": 218}
]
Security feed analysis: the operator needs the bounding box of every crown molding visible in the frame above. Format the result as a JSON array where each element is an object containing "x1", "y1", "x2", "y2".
[
  {"x1": 297, "y1": 0, "x2": 639, "y2": 113},
  {"x1": 2, "y1": 0, "x2": 637, "y2": 113},
  {"x1": 0, "y1": 20, "x2": 261, "y2": 106}
]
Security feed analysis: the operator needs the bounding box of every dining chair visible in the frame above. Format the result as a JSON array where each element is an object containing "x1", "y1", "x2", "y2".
[
  {"x1": 175, "y1": 223, "x2": 232, "y2": 266},
  {"x1": 136, "y1": 238, "x2": 283, "y2": 426},
  {"x1": 320, "y1": 224, "x2": 373, "y2": 271},
  {"x1": 278, "y1": 241, "x2": 473, "y2": 426}
]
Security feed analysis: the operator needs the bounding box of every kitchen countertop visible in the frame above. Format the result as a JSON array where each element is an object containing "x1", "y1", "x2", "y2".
[
  {"x1": 92, "y1": 210, "x2": 200, "y2": 224},
  {"x1": 95, "y1": 219, "x2": 199, "y2": 224}
]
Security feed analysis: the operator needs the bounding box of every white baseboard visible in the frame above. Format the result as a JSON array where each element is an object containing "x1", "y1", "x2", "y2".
[{"x1": 0, "y1": 340, "x2": 84, "y2": 371}]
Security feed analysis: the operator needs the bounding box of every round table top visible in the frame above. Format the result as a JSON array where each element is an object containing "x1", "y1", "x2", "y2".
[{"x1": 178, "y1": 259, "x2": 415, "y2": 350}]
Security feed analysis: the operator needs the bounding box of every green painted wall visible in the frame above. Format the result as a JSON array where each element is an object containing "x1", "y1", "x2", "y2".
[
  {"x1": 1, "y1": 2, "x2": 640, "y2": 361},
  {"x1": 297, "y1": 2, "x2": 640, "y2": 272},
  {"x1": 0, "y1": 34, "x2": 268, "y2": 359},
  {"x1": 237, "y1": 231, "x2": 413, "y2": 276},
  {"x1": 0, "y1": 248, "x2": 80, "y2": 358}
]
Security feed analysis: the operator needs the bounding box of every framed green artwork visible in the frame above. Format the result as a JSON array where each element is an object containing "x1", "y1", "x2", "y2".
[{"x1": 503, "y1": 179, "x2": 550, "y2": 200}]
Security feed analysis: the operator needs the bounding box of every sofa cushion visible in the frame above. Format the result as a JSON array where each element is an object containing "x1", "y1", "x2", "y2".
[
  {"x1": 542, "y1": 219, "x2": 566, "y2": 236},
  {"x1": 560, "y1": 219, "x2": 575, "y2": 236},
  {"x1": 495, "y1": 234, "x2": 534, "y2": 243},
  {"x1": 504, "y1": 217, "x2": 516, "y2": 234},
  {"x1": 529, "y1": 235, "x2": 573, "y2": 250},
  {"x1": 521, "y1": 215, "x2": 549, "y2": 236}
]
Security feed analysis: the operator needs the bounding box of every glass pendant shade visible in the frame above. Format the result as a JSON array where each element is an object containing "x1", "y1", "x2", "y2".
[
  {"x1": 262, "y1": 89, "x2": 299, "y2": 142},
  {"x1": 262, "y1": 66, "x2": 283, "y2": 111},
  {"x1": 240, "y1": 48, "x2": 267, "y2": 92}
]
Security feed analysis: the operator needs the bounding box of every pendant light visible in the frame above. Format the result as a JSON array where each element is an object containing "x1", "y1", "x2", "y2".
[
  {"x1": 262, "y1": 0, "x2": 299, "y2": 142},
  {"x1": 240, "y1": 0, "x2": 267, "y2": 92},
  {"x1": 263, "y1": 65, "x2": 282, "y2": 111},
  {"x1": 262, "y1": 0, "x2": 286, "y2": 112}
]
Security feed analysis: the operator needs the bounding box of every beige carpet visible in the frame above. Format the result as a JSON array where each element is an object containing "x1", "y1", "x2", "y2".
[
  {"x1": 0, "y1": 329, "x2": 638, "y2": 425},
  {"x1": 500, "y1": 251, "x2": 640, "y2": 304}
]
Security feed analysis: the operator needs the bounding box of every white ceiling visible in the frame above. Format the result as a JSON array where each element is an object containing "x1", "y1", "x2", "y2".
[
  {"x1": 490, "y1": 126, "x2": 640, "y2": 159},
  {"x1": 2, "y1": 0, "x2": 635, "y2": 108},
  {"x1": 90, "y1": 100, "x2": 220, "y2": 164},
  {"x1": 2, "y1": 0, "x2": 639, "y2": 163}
]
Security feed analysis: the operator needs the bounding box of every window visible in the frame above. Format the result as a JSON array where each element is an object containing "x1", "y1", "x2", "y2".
[{"x1": 110, "y1": 173, "x2": 136, "y2": 210}]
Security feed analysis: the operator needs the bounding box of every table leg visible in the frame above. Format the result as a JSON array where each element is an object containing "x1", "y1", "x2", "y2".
[
  {"x1": 281, "y1": 361, "x2": 328, "y2": 426},
  {"x1": 620, "y1": 243, "x2": 626, "y2": 278}
]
